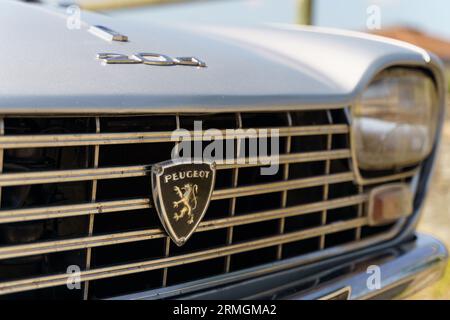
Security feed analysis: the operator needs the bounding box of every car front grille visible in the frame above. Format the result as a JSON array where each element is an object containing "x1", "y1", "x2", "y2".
[{"x1": 0, "y1": 108, "x2": 417, "y2": 299}]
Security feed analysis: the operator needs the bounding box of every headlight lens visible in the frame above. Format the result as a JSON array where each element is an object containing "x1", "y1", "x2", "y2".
[{"x1": 354, "y1": 68, "x2": 439, "y2": 170}]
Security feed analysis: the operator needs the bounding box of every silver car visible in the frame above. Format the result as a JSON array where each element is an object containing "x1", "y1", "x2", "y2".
[{"x1": 0, "y1": 0, "x2": 446, "y2": 300}]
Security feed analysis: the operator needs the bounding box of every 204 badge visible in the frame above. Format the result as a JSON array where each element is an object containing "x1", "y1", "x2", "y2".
[{"x1": 151, "y1": 159, "x2": 216, "y2": 246}]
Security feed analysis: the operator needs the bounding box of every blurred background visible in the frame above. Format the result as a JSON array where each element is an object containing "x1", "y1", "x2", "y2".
[{"x1": 33, "y1": 0, "x2": 450, "y2": 299}]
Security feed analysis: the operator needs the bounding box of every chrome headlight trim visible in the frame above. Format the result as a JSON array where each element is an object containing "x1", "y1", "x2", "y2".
[{"x1": 349, "y1": 57, "x2": 447, "y2": 186}]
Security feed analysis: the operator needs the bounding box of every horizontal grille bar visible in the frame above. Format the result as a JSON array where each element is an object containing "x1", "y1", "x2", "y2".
[
  {"x1": 0, "y1": 165, "x2": 148, "y2": 187},
  {"x1": 0, "y1": 125, "x2": 349, "y2": 149},
  {"x1": 0, "y1": 149, "x2": 352, "y2": 187},
  {"x1": 0, "y1": 198, "x2": 151, "y2": 224},
  {"x1": 0, "y1": 217, "x2": 367, "y2": 295},
  {"x1": 358, "y1": 169, "x2": 419, "y2": 186},
  {"x1": 0, "y1": 195, "x2": 367, "y2": 260},
  {"x1": 215, "y1": 149, "x2": 351, "y2": 169},
  {"x1": 211, "y1": 172, "x2": 354, "y2": 200},
  {"x1": 0, "y1": 151, "x2": 413, "y2": 189}
]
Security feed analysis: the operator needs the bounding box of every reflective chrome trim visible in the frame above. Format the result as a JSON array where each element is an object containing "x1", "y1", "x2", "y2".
[
  {"x1": 0, "y1": 217, "x2": 367, "y2": 295},
  {"x1": 348, "y1": 58, "x2": 447, "y2": 186},
  {"x1": 0, "y1": 165, "x2": 148, "y2": 187},
  {"x1": 288, "y1": 233, "x2": 448, "y2": 300},
  {"x1": 211, "y1": 172, "x2": 355, "y2": 200},
  {"x1": 0, "y1": 125, "x2": 348, "y2": 149},
  {"x1": 84, "y1": 116, "x2": 101, "y2": 300},
  {"x1": 277, "y1": 112, "x2": 293, "y2": 260},
  {"x1": 318, "y1": 286, "x2": 351, "y2": 300},
  {"x1": 89, "y1": 26, "x2": 128, "y2": 42},
  {"x1": 0, "y1": 198, "x2": 151, "y2": 224},
  {"x1": 0, "y1": 150, "x2": 352, "y2": 187},
  {"x1": 224, "y1": 112, "x2": 243, "y2": 272},
  {"x1": 215, "y1": 149, "x2": 351, "y2": 169},
  {"x1": 0, "y1": 195, "x2": 367, "y2": 260}
]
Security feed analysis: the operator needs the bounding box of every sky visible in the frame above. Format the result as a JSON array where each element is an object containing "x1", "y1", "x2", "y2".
[
  {"x1": 315, "y1": 0, "x2": 450, "y2": 40},
  {"x1": 109, "y1": 0, "x2": 450, "y2": 40}
]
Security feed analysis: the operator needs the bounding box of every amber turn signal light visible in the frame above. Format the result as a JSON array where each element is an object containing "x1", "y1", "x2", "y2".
[{"x1": 367, "y1": 183, "x2": 413, "y2": 226}]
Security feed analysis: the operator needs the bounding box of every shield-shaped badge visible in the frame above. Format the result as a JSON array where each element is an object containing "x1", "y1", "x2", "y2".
[{"x1": 151, "y1": 159, "x2": 216, "y2": 246}]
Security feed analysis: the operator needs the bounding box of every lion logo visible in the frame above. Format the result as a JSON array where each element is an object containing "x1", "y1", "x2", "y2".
[
  {"x1": 172, "y1": 183, "x2": 198, "y2": 224},
  {"x1": 151, "y1": 159, "x2": 216, "y2": 246}
]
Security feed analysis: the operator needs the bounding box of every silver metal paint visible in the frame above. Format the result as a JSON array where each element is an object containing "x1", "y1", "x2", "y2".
[
  {"x1": 89, "y1": 25, "x2": 128, "y2": 42},
  {"x1": 0, "y1": 0, "x2": 441, "y2": 114},
  {"x1": 0, "y1": 1, "x2": 447, "y2": 299}
]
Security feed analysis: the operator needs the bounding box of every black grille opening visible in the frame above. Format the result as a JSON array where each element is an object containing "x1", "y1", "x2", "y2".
[
  {"x1": 291, "y1": 110, "x2": 330, "y2": 126},
  {"x1": 235, "y1": 192, "x2": 282, "y2": 215},
  {"x1": 99, "y1": 143, "x2": 175, "y2": 166},
  {"x1": 230, "y1": 246, "x2": 278, "y2": 272},
  {"x1": 204, "y1": 199, "x2": 232, "y2": 221},
  {"x1": 96, "y1": 177, "x2": 151, "y2": 200},
  {"x1": 282, "y1": 237, "x2": 321, "y2": 259},
  {"x1": 0, "y1": 248, "x2": 86, "y2": 288},
  {"x1": 289, "y1": 162, "x2": 326, "y2": 179},
  {"x1": 1, "y1": 181, "x2": 91, "y2": 210},
  {"x1": 91, "y1": 239, "x2": 165, "y2": 268},
  {"x1": 287, "y1": 186, "x2": 324, "y2": 206},
  {"x1": 326, "y1": 206, "x2": 359, "y2": 223},
  {"x1": 92, "y1": 208, "x2": 159, "y2": 234},
  {"x1": 167, "y1": 257, "x2": 225, "y2": 286},
  {"x1": 328, "y1": 182, "x2": 358, "y2": 200},
  {"x1": 360, "y1": 223, "x2": 396, "y2": 239},
  {"x1": 100, "y1": 115, "x2": 176, "y2": 133},
  {"x1": 215, "y1": 169, "x2": 233, "y2": 189},
  {"x1": 237, "y1": 166, "x2": 283, "y2": 185},
  {"x1": 170, "y1": 229, "x2": 227, "y2": 255},
  {"x1": 331, "y1": 133, "x2": 349, "y2": 149},
  {"x1": 284, "y1": 212, "x2": 322, "y2": 232},
  {"x1": 291, "y1": 135, "x2": 328, "y2": 152},
  {"x1": 4, "y1": 117, "x2": 95, "y2": 135},
  {"x1": 232, "y1": 220, "x2": 278, "y2": 242},
  {"x1": 90, "y1": 269, "x2": 164, "y2": 300},
  {"x1": 330, "y1": 159, "x2": 350, "y2": 174},
  {"x1": 241, "y1": 113, "x2": 289, "y2": 128},
  {"x1": 180, "y1": 113, "x2": 238, "y2": 130},
  {"x1": 325, "y1": 230, "x2": 357, "y2": 248}
]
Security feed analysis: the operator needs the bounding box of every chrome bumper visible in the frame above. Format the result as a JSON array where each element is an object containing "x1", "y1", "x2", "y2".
[{"x1": 289, "y1": 233, "x2": 448, "y2": 300}]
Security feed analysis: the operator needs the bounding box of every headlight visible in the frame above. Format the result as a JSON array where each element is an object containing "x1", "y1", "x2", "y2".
[{"x1": 353, "y1": 68, "x2": 439, "y2": 170}]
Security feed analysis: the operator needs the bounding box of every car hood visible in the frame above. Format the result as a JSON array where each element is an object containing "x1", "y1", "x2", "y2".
[{"x1": 0, "y1": 0, "x2": 432, "y2": 114}]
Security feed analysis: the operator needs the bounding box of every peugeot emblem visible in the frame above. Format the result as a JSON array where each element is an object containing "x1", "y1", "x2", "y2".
[{"x1": 151, "y1": 159, "x2": 216, "y2": 246}]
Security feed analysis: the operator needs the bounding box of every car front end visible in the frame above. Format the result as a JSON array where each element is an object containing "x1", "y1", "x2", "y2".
[{"x1": 0, "y1": 0, "x2": 447, "y2": 300}]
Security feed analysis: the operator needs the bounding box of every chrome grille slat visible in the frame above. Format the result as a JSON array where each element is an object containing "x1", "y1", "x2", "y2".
[
  {"x1": 0, "y1": 198, "x2": 151, "y2": 224},
  {"x1": 0, "y1": 149, "x2": 353, "y2": 187},
  {"x1": 320, "y1": 111, "x2": 334, "y2": 249},
  {"x1": 0, "y1": 156, "x2": 417, "y2": 187},
  {"x1": 211, "y1": 172, "x2": 354, "y2": 200},
  {"x1": 0, "y1": 125, "x2": 349, "y2": 149},
  {"x1": 0, "y1": 165, "x2": 149, "y2": 187},
  {"x1": 0, "y1": 195, "x2": 367, "y2": 260},
  {"x1": 224, "y1": 113, "x2": 242, "y2": 273},
  {"x1": 215, "y1": 149, "x2": 351, "y2": 169},
  {"x1": 0, "y1": 217, "x2": 367, "y2": 295},
  {"x1": 84, "y1": 116, "x2": 101, "y2": 300},
  {"x1": 162, "y1": 114, "x2": 181, "y2": 287},
  {"x1": 276, "y1": 112, "x2": 292, "y2": 260}
]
